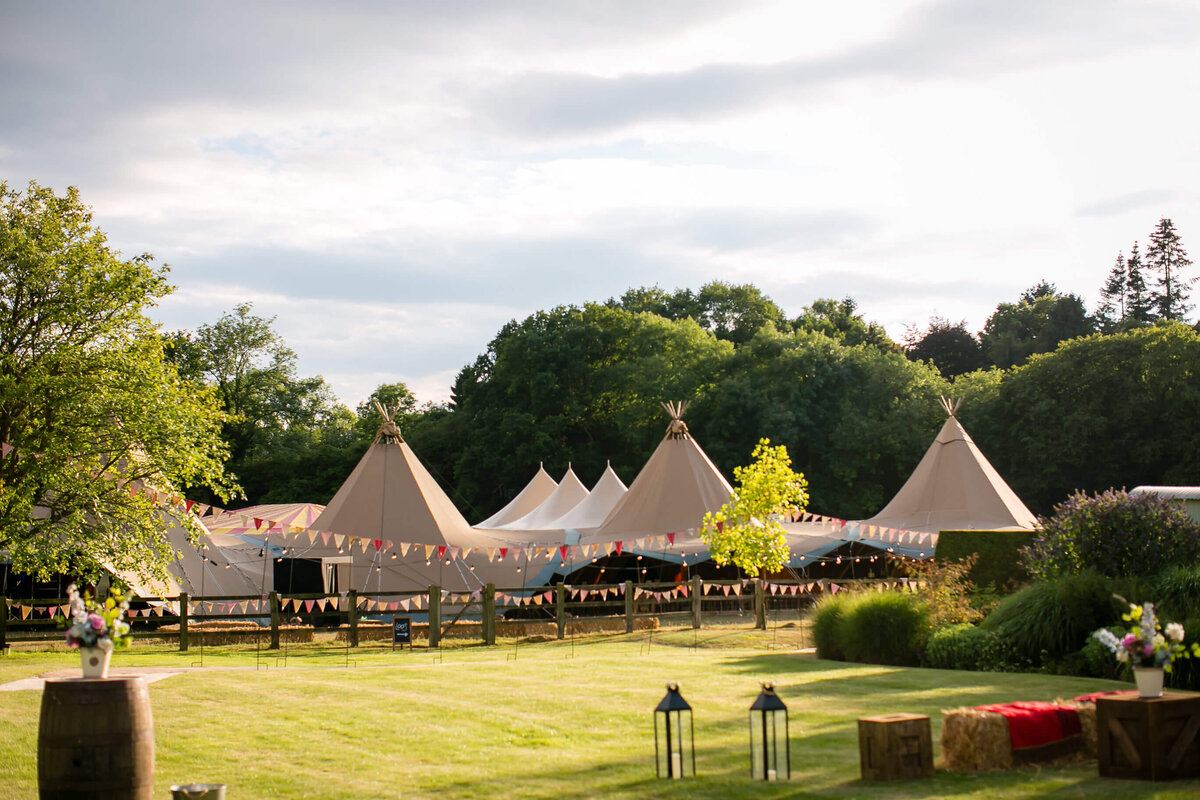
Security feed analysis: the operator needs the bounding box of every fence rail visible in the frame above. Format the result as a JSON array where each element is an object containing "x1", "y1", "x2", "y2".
[{"x1": 1, "y1": 577, "x2": 926, "y2": 650}]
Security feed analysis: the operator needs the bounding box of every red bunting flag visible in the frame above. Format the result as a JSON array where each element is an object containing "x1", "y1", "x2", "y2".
[
  {"x1": 614, "y1": 541, "x2": 622, "y2": 555},
  {"x1": 667, "y1": 533, "x2": 676, "y2": 545}
]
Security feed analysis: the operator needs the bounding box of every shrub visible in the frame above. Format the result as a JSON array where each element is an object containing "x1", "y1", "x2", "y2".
[
  {"x1": 1152, "y1": 565, "x2": 1200, "y2": 621},
  {"x1": 982, "y1": 572, "x2": 1123, "y2": 664},
  {"x1": 1022, "y1": 489, "x2": 1200, "y2": 580},
  {"x1": 925, "y1": 623, "x2": 1022, "y2": 672},
  {"x1": 925, "y1": 623, "x2": 985, "y2": 670},
  {"x1": 839, "y1": 591, "x2": 931, "y2": 667},
  {"x1": 935, "y1": 530, "x2": 1035, "y2": 589},
  {"x1": 902, "y1": 555, "x2": 983, "y2": 627},
  {"x1": 811, "y1": 592, "x2": 852, "y2": 661}
]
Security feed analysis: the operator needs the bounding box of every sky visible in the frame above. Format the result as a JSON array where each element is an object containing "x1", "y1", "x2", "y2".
[{"x1": 3, "y1": 1, "x2": 1198, "y2": 406}]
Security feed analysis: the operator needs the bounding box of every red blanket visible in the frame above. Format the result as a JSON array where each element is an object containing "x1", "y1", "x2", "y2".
[{"x1": 973, "y1": 702, "x2": 1082, "y2": 750}]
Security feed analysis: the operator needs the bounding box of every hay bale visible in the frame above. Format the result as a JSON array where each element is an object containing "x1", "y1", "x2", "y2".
[
  {"x1": 941, "y1": 702, "x2": 1098, "y2": 772},
  {"x1": 940, "y1": 707, "x2": 1013, "y2": 772}
]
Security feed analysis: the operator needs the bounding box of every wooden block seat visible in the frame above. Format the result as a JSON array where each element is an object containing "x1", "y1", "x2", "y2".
[
  {"x1": 1097, "y1": 692, "x2": 1200, "y2": 780},
  {"x1": 858, "y1": 713, "x2": 934, "y2": 781}
]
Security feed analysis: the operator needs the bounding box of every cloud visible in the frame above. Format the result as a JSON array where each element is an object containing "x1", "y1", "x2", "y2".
[
  {"x1": 1077, "y1": 189, "x2": 1181, "y2": 218},
  {"x1": 471, "y1": 0, "x2": 1195, "y2": 137}
]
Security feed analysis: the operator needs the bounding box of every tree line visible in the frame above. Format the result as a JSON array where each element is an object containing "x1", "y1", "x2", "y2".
[
  {"x1": 166, "y1": 223, "x2": 1200, "y2": 524},
  {"x1": 3, "y1": 180, "x2": 1197, "y2": 579}
]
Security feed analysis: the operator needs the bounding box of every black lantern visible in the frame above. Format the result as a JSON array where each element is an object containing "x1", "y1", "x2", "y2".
[
  {"x1": 654, "y1": 682, "x2": 695, "y2": 779},
  {"x1": 749, "y1": 682, "x2": 789, "y2": 781}
]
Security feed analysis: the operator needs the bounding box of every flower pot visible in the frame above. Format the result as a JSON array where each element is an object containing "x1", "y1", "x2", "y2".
[
  {"x1": 1134, "y1": 666, "x2": 1164, "y2": 698},
  {"x1": 80, "y1": 646, "x2": 112, "y2": 679}
]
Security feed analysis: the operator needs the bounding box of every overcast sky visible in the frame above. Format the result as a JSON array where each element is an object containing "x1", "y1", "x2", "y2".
[{"x1": 3, "y1": 1, "x2": 1198, "y2": 405}]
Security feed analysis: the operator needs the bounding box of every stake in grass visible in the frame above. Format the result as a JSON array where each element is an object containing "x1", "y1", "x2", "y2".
[{"x1": 700, "y1": 438, "x2": 808, "y2": 577}]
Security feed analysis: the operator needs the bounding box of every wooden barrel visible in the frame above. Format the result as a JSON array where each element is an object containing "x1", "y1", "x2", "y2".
[{"x1": 38, "y1": 677, "x2": 155, "y2": 800}]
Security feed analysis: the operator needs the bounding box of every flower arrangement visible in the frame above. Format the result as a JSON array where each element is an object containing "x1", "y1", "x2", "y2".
[
  {"x1": 1093, "y1": 601, "x2": 1198, "y2": 672},
  {"x1": 63, "y1": 583, "x2": 132, "y2": 651}
]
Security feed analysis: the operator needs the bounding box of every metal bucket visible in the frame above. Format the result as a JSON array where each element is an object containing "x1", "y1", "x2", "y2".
[{"x1": 170, "y1": 784, "x2": 226, "y2": 800}]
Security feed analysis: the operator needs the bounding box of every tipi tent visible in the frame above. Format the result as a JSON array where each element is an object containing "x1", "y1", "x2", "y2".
[
  {"x1": 300, "y1": 404, "x2": 521, "y2": 592},
  {"x1": 586, "y1": 402, "x2": 733, "y2": 549},
  {"x1": 475, "y1": 465, "x2": 557, "y2": 528},
  {"x1": 542, "y1": 463, "x2": 628, "y2": 533},
  {"x1": 861, "y1": 397, "x2": 1037, "y2": 535},
  {"x1": 495, "y1": 466, "x2": 589, "y2": 532}
]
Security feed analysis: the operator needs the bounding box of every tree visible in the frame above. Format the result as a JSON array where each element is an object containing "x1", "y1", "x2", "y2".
[
  {"x1": 166, "y1": 304, "x2": 349, "y2": 506},
  {"x1": 1095, "y1": 253, "x2": 1127, "y2": 334},
  {"x1": 980, "y1": 282, "x2": 1095, "y2": 368},
  {"x1": 1125, "y1": 242, "x2": 1155, "y2": 327},
  {"x1": 699, "y1": 438, "x2": 808, "y2": 576},
  {"x1": 963, "y1": 323, "x2": 1200, "y2": 513},
  {"x1": 903, "y1": 316, "x2": 987, "y2": 377},
  {"x1": 610, "y1": 281, "x2": 785, "y2": 345},
  {"x1": 792, "y1": 297, "x2": 898, "y2": 351},
  {"x1": 1146, "y1": 218, "x2": 1194, "y2": 321},
  {"x1": 0, "y1": 181, "x2": 232, "y2": 580}
]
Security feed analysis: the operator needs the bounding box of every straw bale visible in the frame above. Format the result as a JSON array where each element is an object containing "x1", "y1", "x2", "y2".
[
  {"x1": 336, "y1": 616, "x2": 659, "y2": 642},
  {"x1": 941, "y1": 702, "x2": 1098, "y2": 772},
  {"x1": 940, "y1": 707, "x2": 1013, "y2": 772}
]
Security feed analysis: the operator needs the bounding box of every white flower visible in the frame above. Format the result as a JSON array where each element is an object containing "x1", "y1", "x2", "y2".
[
  {"x1": 1167, "y1": 622, "x2": 1185, "y2": 642},
  {"x1": 99, "y1": 638, "x2": 115, "y2": 651}
]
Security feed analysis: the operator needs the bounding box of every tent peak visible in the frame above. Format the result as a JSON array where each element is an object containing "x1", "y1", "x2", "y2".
[
  {"x1": 372, "y1": 400, "x2": 406, "y2": 444},
  {"x1": 661, "y1": 400, "x2": 692, "y2": 440},
  {"x1": 938, "y1": 396, "x2": 963, "y2": 418}
]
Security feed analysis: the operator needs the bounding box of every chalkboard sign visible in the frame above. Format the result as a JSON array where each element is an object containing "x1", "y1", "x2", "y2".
[{"x1": 392, "y1": 616, "x2": 412, "y2": 646}]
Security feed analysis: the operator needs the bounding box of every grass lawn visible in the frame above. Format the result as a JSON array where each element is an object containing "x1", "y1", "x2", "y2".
[{"x1": 2, "y1": 626, "x2": 1198, "y2": 799}]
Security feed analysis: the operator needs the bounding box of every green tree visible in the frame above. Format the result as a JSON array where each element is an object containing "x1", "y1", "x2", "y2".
[
  {"x1": 1125, "y1": 242, "x2": 1155, "y2": 326},
  {"x1": 965, "y1": 324, "x2": 1200, "y2": 513},
  {"x1": 450, "y1": 303, "x2": 733, "y2": 518},
  {"x1": 610, "y1": 281, "x2": 785, "y2": 345},
  {"x1": 700, "y1": 438, "x2": 808, "y2": 576},
  {"x1": 1095, "y1": 253, "x2": 1127, "y2": 334},
  {"x1": 1146, "y1": 218, "x2": 1194, "y2": 321},
  {"x1": 980, "y1": 282, "x2": 1094, "y2": 368},
  {"x1": 166, "y1": 303, "x2": 348, "y2": 505},
  {"x1": 0, "y1": 181, "x2": 232, "y2": 579},
  {"x1": 903, "y1": 316, "x2": 987, "y2": 377},
  {"x1": 792, "y1": 297, "x2": 898, "y2": 351}
]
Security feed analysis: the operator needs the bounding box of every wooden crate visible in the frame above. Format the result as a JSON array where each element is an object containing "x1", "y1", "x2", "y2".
[
  {"x1": 858, "y1": 713, "x2": 934, "y2": 781},
  {"x1": 1097, "y1": 693, "x2": 1200, "y2": 780}
]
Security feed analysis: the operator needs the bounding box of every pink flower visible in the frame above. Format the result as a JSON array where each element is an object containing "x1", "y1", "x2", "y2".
[
  {"x1": 1122, "y1": 633, "x2": 1138, "y2": 648},
  {"x1": 1144, "y1": 642, "x2": 1155, "y2": 658},
  {"x1": 87, "y1": 614, "x2": 105, "y2": 631}
]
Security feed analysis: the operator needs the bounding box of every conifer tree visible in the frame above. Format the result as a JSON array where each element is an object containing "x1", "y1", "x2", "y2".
[
  {"x1": 1096, "y1": 252, "x2": 1127, "y2": 333},
  {"x1": 1125, "y1": 242, "x2": 1155, "y2": 326},
  {"x1": 1145, "y1": 218, "x2": 1194, "y2": 321}
]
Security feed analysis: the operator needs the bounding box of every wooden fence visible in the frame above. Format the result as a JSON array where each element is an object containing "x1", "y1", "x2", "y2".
[{"x1": 1, "y1": 576, "x2": 926, "y2": 651}]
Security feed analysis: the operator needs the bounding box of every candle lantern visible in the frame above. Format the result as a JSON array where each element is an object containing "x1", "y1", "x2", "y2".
[
  {"x1": 654, "y1": 682, "x2": 695, "y2": 779},
  {"x1": 749, "y1": 682, "x2": 789, "y2": 781}
]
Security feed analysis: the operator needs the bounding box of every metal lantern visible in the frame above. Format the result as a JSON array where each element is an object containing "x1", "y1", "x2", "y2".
[
  {"x1": 654, "y1": 682, "x2": 695, "y2": 779},
  {"x1": 749, "y1": 682, "x2": 789, "y2": 781}
]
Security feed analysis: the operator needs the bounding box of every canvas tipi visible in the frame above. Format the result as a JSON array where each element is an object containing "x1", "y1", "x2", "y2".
[{"x1": 862, "y1": 397, "x2": 1037, "y2": 534}]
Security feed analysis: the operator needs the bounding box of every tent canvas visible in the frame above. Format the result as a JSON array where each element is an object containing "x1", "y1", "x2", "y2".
[
  {"x1": 862, "y1": 398, "x2": 1037, "y2": 535},
  {"x1": 542, "y1": 463, "x2": 628, "y2": 533},
  {"x1": 494, "y1": 466, "x2": 589, "y2": 532},
  {"x1": 475, "y1": 465, "x2": 557, "y2": 528},
  {"x1": 586, "y1": 402, "x2": 734, "y2": 544}
]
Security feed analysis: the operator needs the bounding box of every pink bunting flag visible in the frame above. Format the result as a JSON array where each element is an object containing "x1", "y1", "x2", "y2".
[{"x1": 0, "y1": 442, "x2": 11, "y2": 457}]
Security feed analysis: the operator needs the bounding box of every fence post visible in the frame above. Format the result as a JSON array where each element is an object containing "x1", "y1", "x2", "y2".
[
  {"x1": 624, "y1": 580, "x2": 634, "y2": 634},
  {"x1": 428, "y1": 585, "x2": 441, "y2": 648},
  {"x1": 269, "y1": 591, "x2": 281, "y2": 649},
  {"x1": 555, "y1": 583, "x2": 566, "y2": 640},
  {"x1": 179, "y1": 592, "x2": 189, "y2": 652},
  {"x1": 0, "y1": 596, "x2": 8, "y2": 650},
  {"x1": 691, "y1": 575, "x2": 702, "y2": 630},
  {"x1": 482, "y1": 584, "x2": 496, "y2": 646},
  {"x1": 754, "y1": 580, "x2": 766, "y2": 630},
  {"x1": 348, "y1": 589, "x2": 359, "y2": 647}
]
